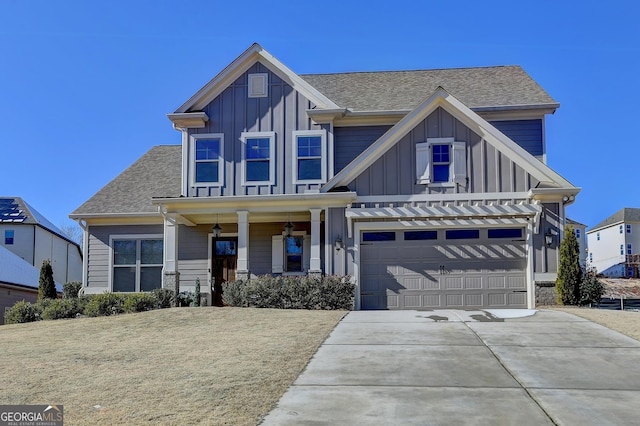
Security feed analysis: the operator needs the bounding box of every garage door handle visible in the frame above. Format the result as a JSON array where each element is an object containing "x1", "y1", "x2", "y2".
[{"x1": 512, "y1": 290, "x2": 527, "y2": 293}]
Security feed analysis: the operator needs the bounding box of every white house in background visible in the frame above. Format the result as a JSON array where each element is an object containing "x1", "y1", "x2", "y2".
[
  {"x1": 0, "y1": 245, "x2": 63, "y2": 324},
  {"x1": 587, "y1": 208, "x2": 640, "y2": 277},
  {"x1": 566, "y1": 218, "x2": 587, "y2": 267},
  {"x1": 0, "y1": 197, "x2": 82, "y2": 284}
]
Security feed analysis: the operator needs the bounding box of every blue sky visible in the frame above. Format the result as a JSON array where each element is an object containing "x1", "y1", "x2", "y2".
[{"x1": 0, "y1": 0, "x2": 638, "y2": 231}]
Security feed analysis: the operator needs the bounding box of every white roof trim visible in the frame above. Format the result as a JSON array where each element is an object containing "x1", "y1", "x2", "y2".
[
  {"x1": 322, "y1": 87, "x2": 576, "y2": 192},
  {"x1": 175, "y1": 43, "x2": 339, "y2": 113}
]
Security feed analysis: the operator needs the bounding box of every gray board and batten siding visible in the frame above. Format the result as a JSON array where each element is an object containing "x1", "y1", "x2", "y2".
[
  {"x1": 188, "y1": 63, "x2": 329, "y2": 198},
  {"x1": 346, "y1": 107, "x2": 539, "y2": 197}
]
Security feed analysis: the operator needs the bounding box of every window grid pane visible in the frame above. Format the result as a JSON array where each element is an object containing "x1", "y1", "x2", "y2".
[
  {"x1": 246, "y1": 160, "x2": 270, "y2": 181},
  {"x1": 298, "y1": 158, "x2": 321, "y2": 180},
  {"x1": 4, "y1": 230, "x2": 14, "y2": 245},
  {"x1": 114, "y1": 240, "x2": 136, "y2": 265},
  {"x1": 195, "y1": 162, "x2": 219, "y2": 183},
  {"x1": 195, "y1": 139, "x2": 220, "y2": 160},
  {"x1": 140, "y1": 266, "x2": 163, "y2": 291},
  {"x1": 141, "y1": 240, "x2": 163, "y2": 265},
  {"x1": 246, "y1": 138, "x2": 270, "y2": 159},
  {"x1": 113, "y1": 267, "x2": 136, "y2": 292}
]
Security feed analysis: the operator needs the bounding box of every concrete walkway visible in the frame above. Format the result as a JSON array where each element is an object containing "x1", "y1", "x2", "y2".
[{"x1": 262, "y1": 309, "x2": 640, "y2": 425}]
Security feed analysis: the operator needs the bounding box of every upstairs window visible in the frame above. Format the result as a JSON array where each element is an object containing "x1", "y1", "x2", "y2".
[
  {"x1": 575, "y1": 228, "x2": 581, "y2": 239},
  {"x1": 620, "y1": 244, "x2": 624, "y2": 255},
  {"x1": 242, "y1": 132, "x2": 275, "y2": 185},
  {"x1": 597, "y1": 232, "x2": 600, "y2": 241},
  {"x1": 416, "y1": 138, "x2": 466, "y2": 187},
  {"x1": 190, "y1": 134, "x2": 224, "y2": 186},
  {"x1": 620, "y1": 225, "x2": 623, "y2": 234},
  {"x1": 4, "y1": 230, "x2": 14, "y2": 245},
  {"x1": 628, "y1": 244, "x2": 633, "y2": 255},
  {"x1": 627, "y1": 224, "x2": 632, "y2": 234},
  {"x1": 293, "y1": 130, "x2": 326, "y2": 183}
]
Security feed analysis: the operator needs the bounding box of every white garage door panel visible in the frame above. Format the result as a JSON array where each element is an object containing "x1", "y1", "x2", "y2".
[{"x1": 360, "y1": 229, "x2": 527, "y2": 309}]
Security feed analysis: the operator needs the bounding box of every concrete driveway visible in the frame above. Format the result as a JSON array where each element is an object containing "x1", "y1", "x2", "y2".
[{"x1": 262, "y1": 309, "x2": 640, "y2": 425}]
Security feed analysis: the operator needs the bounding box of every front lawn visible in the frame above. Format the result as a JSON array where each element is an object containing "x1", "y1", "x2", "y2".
[{"x1": 0, "y1": 307, "x2": 345, "y2": 425}]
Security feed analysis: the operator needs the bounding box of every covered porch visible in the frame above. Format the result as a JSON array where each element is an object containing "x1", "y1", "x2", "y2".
[{"x1": 152, "y1": 192, "x2": 356, "y2": 305}]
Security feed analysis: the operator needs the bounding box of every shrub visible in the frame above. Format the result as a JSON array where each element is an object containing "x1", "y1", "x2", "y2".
[
  {"x1": 41, "y1": 298, "x2": 84, "y2": 320},
  {"x1": 4, "y1": 301, "x2": 43, "y2": 324},
  {"x1": 38, "y1": 259, "x2": 57, "y2": 300},
  {"x1": 580, "y1": 267, "x2": 605, "y2": 306},
  {"x1": 123, "y1": 293, "x2": 158, "y2": 313},
  {"x1": 63, "y1": 282, "x2": 83, "y2": 299},
  {"x1": 223, "y1": 275, "x2": 354, "y2": 310},
  {"x1": 152, "y1": 288, "x2": 175, "y2": 309},
  {"x1": 84, "y1": 293, "x2": 126, "y2": 317},
  {"x1": 556, "y1": 225, "x2": 582, "y2": 305},
  {"x1": 176, "y1": 291, "x2": 195, "y2": 307}
]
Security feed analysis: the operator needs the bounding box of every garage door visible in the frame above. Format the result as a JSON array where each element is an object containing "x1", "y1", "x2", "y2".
[{"x1": 360, "y1": 228, "x2": 527, "y2": 309}]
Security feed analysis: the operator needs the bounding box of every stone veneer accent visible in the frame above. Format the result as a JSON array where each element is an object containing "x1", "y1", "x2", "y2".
[
  {"x1": 163, "y1": 271, "x2": 180, "y2": 307},
  {"x1": 535, "y1": 281, "x2": 558, "y2": 306}
]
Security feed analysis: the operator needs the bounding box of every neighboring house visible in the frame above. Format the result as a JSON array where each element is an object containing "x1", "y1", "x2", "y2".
[
  {"x1": 71, "y1": 43, "x2": 579, "y2": 310},
  {"x1": 587, "y1": 208, "x2": 640, "y2": 277},
  {"x1": 0, "y1": 245, "x2": 63, "y2": 325},
  {"x1": 0, "y1": 197, "x2": 83, "y2": 284},
  {"x1": 566, "y1": 218, "x2": 587, "y2": 268}
]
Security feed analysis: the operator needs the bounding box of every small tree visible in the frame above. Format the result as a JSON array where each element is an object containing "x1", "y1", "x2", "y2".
[
  {"x1": 193, "y1": 277, "x2": 201, "y2": 307},
  {"x1": 38, "y1": 260, "x2": 57, "y2": 300},
  {"x1": 556, "y1": 224, "x2": 582, "y2": 305},
  {"x1": 580, "y1": 267, "x2": 604, "y2": 306}
]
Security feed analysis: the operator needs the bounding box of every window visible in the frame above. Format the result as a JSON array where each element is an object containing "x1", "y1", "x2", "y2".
[
  {"x1": 620, "y1": 225, "x2": 623, "y2": 234},
  {"x1": 416, "y1": 138, "x2": 466, "y2": 186},
  {"x1": 362, "y1": 232, "x2": 396, "y2": 242},
  {"x1": 271, "y1": 232, "x2": 309, "y2": 274},
  {"x1": 4, "y1": 230, "x2": 14, "y2": 245},
  {"x1": 620, "y1": 244, "x2": 624, "y2": 255},
  {"x1": 242, "y1": 132, "x2": 275, "y2": 185},
  {"x1": 488, "y1": 228, "x2": 523, "y2": 239},
  {"x1": 627, "y1": 244, "x2": 633, "y2": 255},
  {"x1": 589, "y1": 252, "x2": 593, "y2": 263},
  {"x1": 293, "y1": 130, "x2": 326, "y2": 183},
  {"x1": 190, "y1": 134, "x2": 224, "y2": 186},
  {"x1": 597, "y1": 232, "x2": 600, "y2": 241},
  {"x1": 628, "y1": 267, "x2": 635, "y2": 277},
  {"x1": 446, "y1": 229, "x2": 480, "y2": 240},
  {"x1": 112, "y1": 237, "x2": 163, "y2": 292},
  {"x1": 285, "y1": 236, "x2": 303, "y2": 272},
  {"x1": 404, "y1": 230, "x2": 437, "y2": 240},
  {"x1": 627, "y1": 224, "x2": 632, "y2": 234},
  {"x1": 575, "y1": 229, "x2": 581, "y2": 239}
]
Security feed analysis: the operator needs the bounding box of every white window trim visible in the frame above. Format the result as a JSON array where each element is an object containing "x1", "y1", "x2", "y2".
[
  {"x1": 272, "y1": 231, "x2": 310, "y2": 274},
  {"x1": 189, "y1": 133, "x2": 224, "y2": 187},
  {"x1": 108, "y1": 234, "x2": 163, "y2": 292},
  {"x1": 248, "y1": 73, "x2": 268, "y2": 98},
  {"x1": 241, "y1": 131, "x2": 276, "y2": 186},
  {"x1": 416, "y1": 137, "x2": 466, "y2": 187},
  {"x1": 292, "y1": 130, "x2": 327, "y2": 184}
]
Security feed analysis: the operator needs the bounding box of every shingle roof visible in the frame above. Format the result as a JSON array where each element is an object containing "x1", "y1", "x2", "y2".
[
  {"x1": 0, "y1": 197, "x2": 67, "y2": 240},
  {"x1": 71, "y1": 145, "x2": 181, "y2": 216},
  {"x1": 300, "y1": 66, "x2": 558, "y2": 112},
  {"x1": 588, "y1": 208, "x2": 640, "y2": 232}
]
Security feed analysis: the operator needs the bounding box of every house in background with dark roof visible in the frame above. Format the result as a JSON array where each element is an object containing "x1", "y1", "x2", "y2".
[
  {"x1": 566, "y1": 218, "x2": 587, "y2": 267},
  {"x1": 0, "y1": 197, "x2": 82, "y2": 284},
  {"x1": 71, "y1": 43, "x2": 579, "y2": 309},
  {"x1": 587, "y1": 208, "x2": 640, "y2": 277},
  {"x1": 0, "y1": 245, "x2": 63, "y2": 324}
]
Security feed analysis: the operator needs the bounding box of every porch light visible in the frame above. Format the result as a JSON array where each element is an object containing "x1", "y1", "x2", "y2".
[
  {"x1": 284, "y1": 220, "x2": 294, "y2": 238},
  {"x1": 545, "y1": 229, "x2": 556, "y2": 247},
  {"x1": 213, "y1": 214, "x2": 222, "y2": 238},
  {"x1": 335, "y1": 236, "x2": 344, "y2": 251}
]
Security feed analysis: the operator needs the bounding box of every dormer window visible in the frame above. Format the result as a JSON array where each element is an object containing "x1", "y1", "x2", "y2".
[
  {"x1": 190, "y1": 134, "x2": 224, "y2": 186},
  {"x1": 416, "y1": 138, "x2": 466, "y2": 187}
]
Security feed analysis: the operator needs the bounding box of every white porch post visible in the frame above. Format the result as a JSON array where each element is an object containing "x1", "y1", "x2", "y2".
[
  {"x1": 526, "y1": 220, "x2": 536, "y2": 309},
  {"x1": 309, "y1": 208, "x2": 322, "y2": 275},
  {"x1": 162, "y1": 214, "x2": 180, "y2": 302},
  {"x1": 236, "y1": 210, "x2": 250, "y2": 280}
]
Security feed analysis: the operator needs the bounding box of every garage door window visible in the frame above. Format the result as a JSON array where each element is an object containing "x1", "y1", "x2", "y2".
[
  {"x1": 362, "y1": 232, "x2": 396, "y2": 242},
  {"x1": 488, "y1": 228, "x2": 523, "y2": 239},
  {"x1": 445, "y1": 229, "x2": 479, "y2": 239},
  {"x1": 404, "y1": 230, "x2": 437, "y2": 240}
]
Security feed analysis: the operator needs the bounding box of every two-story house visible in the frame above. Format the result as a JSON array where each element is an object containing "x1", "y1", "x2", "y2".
[
  {"x1": 71, "y1": 43, "x2": 579, "y2": 309},
  {"x1": 567, "y1": 218, "x2": 587, "y2": 268},
  {"x1": 587, "y1": 208, "x2": 640, "y2": 277},
  {"x1": 1, "y1": 197, "x2": 82, "y2": 284}
]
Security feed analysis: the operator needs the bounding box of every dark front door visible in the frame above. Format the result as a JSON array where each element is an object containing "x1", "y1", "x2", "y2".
[{"x1": 212, "y1": 238, "x2": 237, "y2": 306}]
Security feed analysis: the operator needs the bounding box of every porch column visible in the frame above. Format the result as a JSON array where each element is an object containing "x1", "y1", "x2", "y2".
[
  {"x1": 162, "y1": 214, "x2": 180, "y2": 303},
  {"x1": 309, "y1": 208, "x2": 322, "y2": 276},
  {"x1": 236, "y1": 210, "x2": 250, "y2": 280}
]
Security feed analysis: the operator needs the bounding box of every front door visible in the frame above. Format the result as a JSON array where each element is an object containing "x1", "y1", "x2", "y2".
[{"x1": 212, "y1": 238, "x2": 237, "y2": 306}]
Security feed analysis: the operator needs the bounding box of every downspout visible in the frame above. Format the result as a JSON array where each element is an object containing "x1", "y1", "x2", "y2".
[{"x1": 75, "y1": 219, "x2": 89, "y2": 294}]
